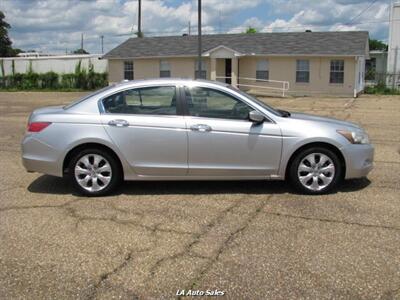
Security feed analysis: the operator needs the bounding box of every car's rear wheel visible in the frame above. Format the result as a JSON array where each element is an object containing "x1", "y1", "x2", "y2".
[
  {"x1": 69, "y1": 148, "x2": 121, "y2": 196},
  {"x1": 288, "y1": 147, "x2": 343, "y2": 194}
]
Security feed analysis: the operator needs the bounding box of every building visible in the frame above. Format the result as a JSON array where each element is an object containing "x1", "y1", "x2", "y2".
[
  {"x1": 366, "y1": 50, "x2": 388, "y2": 85},
  {"x1": 0, "y1": 54, "x2": 107, "y2": 77},
  {"x1": 387, "y1": 1, "x2": 400, "y2": 89},
  {"x1": 103, "y1": 31, "x2": 369, "y2": 97}
]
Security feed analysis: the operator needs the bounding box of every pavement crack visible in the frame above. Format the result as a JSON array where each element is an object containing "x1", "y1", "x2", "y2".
[
  {"x1": 86, "y1": 251, "x2": 133, "y2": 300},
  {"x1": 148, "y1": 198, "x2": 244, "y2": 278},
  {"x1": 264, "y1": 211, "x2": 400, "y2": 231},
  {"x1": 186, "y1": 197, "x2": 271, "y2": 291},
  {"x1": 0, "y1": 197, "x2": 82, "y2": 213}
]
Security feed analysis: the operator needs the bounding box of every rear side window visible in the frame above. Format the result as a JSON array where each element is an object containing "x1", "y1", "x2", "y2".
[
  {"x1": 102, "y1": 86, "x2": 177, "y2": 115},
  {"x1": 184, "y1": 86, "x2": 252, "y2": 120}
]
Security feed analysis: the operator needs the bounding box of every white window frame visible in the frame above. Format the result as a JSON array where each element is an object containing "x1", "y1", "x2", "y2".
[
  {"x1": 256, "y1": 59, "x2": 269, "y2": 80},
  {"x1": 124, "y1": 61, "x2": 134, "y2": 80},
  {"x1": 160, "y1": 60, "x2": 171, "y2": 78},
  {"x1": 296, "y1": 59, "x2": 310, "y2": 83},
  {"x1": 195, "y1": 59, "x2": 207, "y2": 79},
  {"x1": 330, "y1": 60, "x2": 344, "y2": 84}
]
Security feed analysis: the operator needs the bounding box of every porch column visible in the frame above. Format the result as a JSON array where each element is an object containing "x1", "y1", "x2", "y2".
[
  {"x1": 231, "y1": 57, "x2": 238, "y2": 87},
  {"x1": 210, "y1": 57, "x2": 216, "y2": 81}
]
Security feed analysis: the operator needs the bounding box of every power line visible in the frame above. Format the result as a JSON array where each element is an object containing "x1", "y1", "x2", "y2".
[{"x1": 346, "y1": 0, "x2": 378, "y2": 25}]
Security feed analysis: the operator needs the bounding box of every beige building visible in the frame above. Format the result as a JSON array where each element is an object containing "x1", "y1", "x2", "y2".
[{"x1": 104, "y1": 31, "x2": 369, "y2": 97}]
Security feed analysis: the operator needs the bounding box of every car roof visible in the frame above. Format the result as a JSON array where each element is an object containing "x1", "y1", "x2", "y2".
[{"x1": 113, "y1": 78, "x2": 230, "y2": 89}]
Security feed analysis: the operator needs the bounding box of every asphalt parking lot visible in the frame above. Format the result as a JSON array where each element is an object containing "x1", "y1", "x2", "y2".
[{"x1": 0, "y1": 91, "x2": 399, "y2": 299}]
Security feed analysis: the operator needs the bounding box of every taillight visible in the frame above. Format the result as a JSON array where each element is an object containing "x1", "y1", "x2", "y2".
[{"x1": 27, "y1": 122, "x2": 52, "y2": 132}]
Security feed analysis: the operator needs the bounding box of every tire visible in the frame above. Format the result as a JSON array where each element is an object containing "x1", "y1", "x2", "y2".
[
  {"x1": 288, "y1": 147, "x2": 343, "y2": 195},
  {"x1": 69, "y1": 148, "x2": 122, "y2": 196}
]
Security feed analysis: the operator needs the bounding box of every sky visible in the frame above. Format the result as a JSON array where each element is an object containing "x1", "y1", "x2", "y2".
[{"x1": 0, "y1": 0, "x2": 394, "y2": 54}]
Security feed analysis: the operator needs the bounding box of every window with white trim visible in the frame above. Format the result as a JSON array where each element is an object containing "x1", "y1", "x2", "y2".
[
  {"x1": 330, "y1": 60, "x2": 344, "y2": 84},
  {"x1": 256, "y1": 60, "x2": 269, "y2": 80},
  {"x1": 160, "y1": 60, "x2": 171, "y2": 78},
  {"x1": 124, "y1": 61, "x2": 134, "y2": 80},
  {"x1": 195, "y1": 59, "x2": 207, "y2": 79},
  {"x1": 296, "y1": 60, "x2": 310, "y2": 83}
]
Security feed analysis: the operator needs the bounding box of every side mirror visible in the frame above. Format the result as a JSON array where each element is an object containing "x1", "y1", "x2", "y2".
[{"x1": 249, "y1": 110, "x2": 265, "y2": 123}]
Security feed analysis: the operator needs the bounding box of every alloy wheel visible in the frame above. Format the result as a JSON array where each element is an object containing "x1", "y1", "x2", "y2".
[
  {"x1": 297, "y1": 153, "x2": 335, "y2": 191},
  {"x1": 74, "y1": 154, "x2": 112, "y2": 192}
]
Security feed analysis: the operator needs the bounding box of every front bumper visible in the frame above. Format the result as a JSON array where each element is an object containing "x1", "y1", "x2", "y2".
[
  {"x1": 21, "y1": 135, "x2": 63, "y2": 177},
  {"x1": 341, "y1": 143, "x2": 374, "y2": 179}
]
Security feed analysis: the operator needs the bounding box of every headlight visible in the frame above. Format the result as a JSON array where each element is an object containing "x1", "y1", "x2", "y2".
[{"x1": 337, "y1": 130, "x2": 370, "y2": 144}]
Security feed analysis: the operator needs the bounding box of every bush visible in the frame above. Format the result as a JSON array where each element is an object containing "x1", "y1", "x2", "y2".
[
  {"x1": 39, "y1": 72, "x2": 59, "y2": 89},
  {"x1": 365, "y1": 82, "x2": 400, "y2": 95},
  {"x1": 0, "y1": 70, "x2": 108, "y2": 90}
]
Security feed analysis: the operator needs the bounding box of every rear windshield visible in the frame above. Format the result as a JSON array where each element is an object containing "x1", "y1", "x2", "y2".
[{"x1": 63, "y1": 85, "x2": 115, "y2": 110}]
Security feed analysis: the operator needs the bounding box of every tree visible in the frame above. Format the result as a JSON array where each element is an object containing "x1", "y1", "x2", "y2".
[
  {"x1": 245, "y1": 27, "x2": 257, "y2": 34},
  {"x1": 369, "y1": 39, "x2": 388, "y2": 51},
  {"x1": 72, "y1": 48, "x2": 89, "y2": 54},
  {"x1": 0, "y1": 10, "x2": 19, "y2": 57}
]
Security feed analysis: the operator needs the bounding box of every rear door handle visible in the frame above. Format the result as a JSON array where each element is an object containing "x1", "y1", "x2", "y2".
[
  {"x1": 108, "y1": 119, "x2": 129, "y2": 127},
  {"x1": 190, "y1": 124, "x2": 212, "y2": 132}
]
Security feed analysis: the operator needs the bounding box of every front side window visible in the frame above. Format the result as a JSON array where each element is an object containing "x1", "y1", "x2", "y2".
[
  {"x1": 185, "y1": 86, "x2": 252, "y2": 120},
  {"x1": 256, "y1": 59, "x2": 269, "y2": 80},
  {"x1": 296, "y1": 60, "x2": 310, "y2": 83},
  {"x1": 160, "y1": 60, "x2": 171, "y2": 78},
  {"x1": 102, "y1": 86, "x2": 177, "y2": 115},
  {"x1": 195, "y1": 59, "x2": 207, "y2": 79},
  {"x1": 330, "y1": 60, "x2": 344, "y2": 84},
  {"x1": 124, "y1": 61, "x2": 134, "y2": 80}
]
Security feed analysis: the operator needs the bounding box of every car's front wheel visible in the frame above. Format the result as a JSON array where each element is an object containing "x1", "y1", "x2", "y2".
[
  {"x1": 288, "y1": 147, "x2": 343, "y2": 194},
  {"x1": 69, "y1": 148, "x2": 121, "y2": 196}
]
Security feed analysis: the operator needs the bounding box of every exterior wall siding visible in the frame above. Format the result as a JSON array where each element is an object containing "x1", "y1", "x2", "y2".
[
  {"x1": 108, "y1": 56, "x2": 358, "y2": 96},
  {"x1": 108, "y1": 57, "x2": 210, "y2": 83},
  {"x1": 239, "y1": 56, "x2": 356, "y2": 96}
]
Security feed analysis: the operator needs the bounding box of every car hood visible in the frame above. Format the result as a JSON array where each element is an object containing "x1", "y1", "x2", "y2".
[{"x1": 289, "y1": 112, "x2": 361, "y2": 130}]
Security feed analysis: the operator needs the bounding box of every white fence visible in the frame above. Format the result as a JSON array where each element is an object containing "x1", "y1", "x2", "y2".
[
  {"x1": 0, "y1": 54, "x2": 108, "y2": 76},
  {"x1": 216, "y1": 76, "x2": 290, "y2": 97}
]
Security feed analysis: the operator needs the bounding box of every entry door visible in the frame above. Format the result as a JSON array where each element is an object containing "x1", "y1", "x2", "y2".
[
  {"x1": 183, "y1": 86, "x2": 282, "y2": 177},
  {"x1": 225, "y1": 59, "x2": 232, "y2": 84},
  {"x1": 100, "y1": 85, "x2": 188, "y2": 176}
]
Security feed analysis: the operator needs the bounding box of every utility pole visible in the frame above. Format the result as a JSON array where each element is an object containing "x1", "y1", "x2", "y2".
[
  {"x1": 100, "y1": 35, "x2": 104, "y2": 53},
  {"x1": 197, "y1": 0, "x2": 202, "y2": 79},
  {"x1": 188, "y1": 21, "x2": 191, "y2": 35},
  {"x1": 81, "y1": 33, "x2": 84, "y2": 50},
  {"x1": 138, "y1": 0, "x2": 142, "y2": 37}
]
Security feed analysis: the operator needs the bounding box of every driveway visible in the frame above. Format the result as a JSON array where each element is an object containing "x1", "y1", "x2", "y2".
[{"x1": 0, "y1": 92, "x2": 399, "y2": 299}]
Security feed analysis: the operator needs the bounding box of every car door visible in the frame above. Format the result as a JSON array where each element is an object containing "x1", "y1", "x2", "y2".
[
  {"x1": 99, "y1": 85, "x2": 188, "y2": 176},
  {"x1": 183, "y1": 86, "x2": 282, "y2": 177}
]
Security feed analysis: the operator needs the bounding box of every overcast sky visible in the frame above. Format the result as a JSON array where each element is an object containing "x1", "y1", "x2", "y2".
[{"x1": 0, "y1": 0, "x2": 393, "y2": 54}]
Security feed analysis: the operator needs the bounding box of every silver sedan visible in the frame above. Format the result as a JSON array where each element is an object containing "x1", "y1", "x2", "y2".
[{"x1": 22, "y1": 79, "x2": 374, "y2": 196}]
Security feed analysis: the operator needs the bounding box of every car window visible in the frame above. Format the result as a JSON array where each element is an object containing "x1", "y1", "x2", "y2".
[
  {"x1": 102, "y1": 86, "x2": 177, "y2": 115},
  {"x1": 184, "y1": 87, "x2": 252, "y2": 120}
]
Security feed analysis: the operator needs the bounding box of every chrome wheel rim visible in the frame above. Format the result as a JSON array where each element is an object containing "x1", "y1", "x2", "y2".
[
  {"x1": 297, "y1": 153, "x2": 335, "y2": 191},
  {"x1": 74, "y1": 154, "x2": 112, "y2": 192}
]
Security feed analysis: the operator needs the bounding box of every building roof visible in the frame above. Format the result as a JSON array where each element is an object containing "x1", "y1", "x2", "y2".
[{"x1": 103, "y1": 31, "x2": 369, "y2": 59}]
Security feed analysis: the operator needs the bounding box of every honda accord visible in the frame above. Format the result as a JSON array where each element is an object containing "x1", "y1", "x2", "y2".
[{"x1": 22, "y1": 79, "x2": 374, "y2": 196}]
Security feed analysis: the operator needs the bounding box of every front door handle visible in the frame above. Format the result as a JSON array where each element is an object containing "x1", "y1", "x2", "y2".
[
  {"x1": 190, "y1": 124, "x2": 212, "y2": 132},
  {"x1": 108, "y1": 119, "x2": 129, "y2": 127}
]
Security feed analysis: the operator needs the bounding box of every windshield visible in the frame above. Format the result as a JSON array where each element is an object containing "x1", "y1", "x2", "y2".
[
  {"x1": 63, "y1": 85, "x2": 115, "y2": 109},
  {"x1": 226, "y1": 86, "x2": 283, "y2": 116}
]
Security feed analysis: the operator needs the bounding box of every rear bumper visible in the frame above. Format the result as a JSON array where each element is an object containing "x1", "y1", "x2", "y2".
[
  {"x1": 341, "y1": 143, "x2": 374, "y2": 179},
  {"x1": 21, "y1": 135, "x2": 63, "y2": 177}
]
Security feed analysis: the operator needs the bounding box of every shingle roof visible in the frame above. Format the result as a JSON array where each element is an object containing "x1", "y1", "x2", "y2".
[{"x1": 103, "y1": 31, "x2": 369, "y2": 59}]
